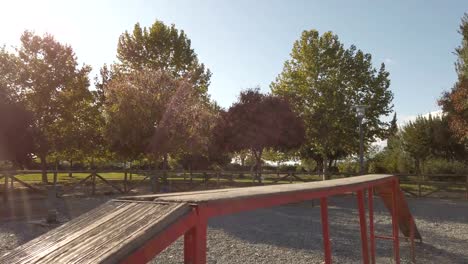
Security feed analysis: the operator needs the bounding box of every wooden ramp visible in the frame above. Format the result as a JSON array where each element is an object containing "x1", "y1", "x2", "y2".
[
  {"x1": 376, "y1": 185, "x2": 422, "y2": 239},
  {"x1": 0, "y1": 174, "x2": 421, "y2": 264},
  {"x1": 0, "y1": 200, "x2": 190, "y2": 264}
]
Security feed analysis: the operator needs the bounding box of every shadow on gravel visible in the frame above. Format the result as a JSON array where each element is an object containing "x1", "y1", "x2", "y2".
[
  {"x1": 407, "y1": 198, "x2": 468, "y2": 224},
  {"x1": 208, "y1": 196, "x2": 468, "y2": 263},
  {"x1": 208, "y1": 197, "x2": 393, "y2": 262}
]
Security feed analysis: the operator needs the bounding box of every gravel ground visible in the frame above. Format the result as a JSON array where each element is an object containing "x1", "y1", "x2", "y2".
[{"x1": 1, "y1": 195, "x2": 468, "y2": 263}]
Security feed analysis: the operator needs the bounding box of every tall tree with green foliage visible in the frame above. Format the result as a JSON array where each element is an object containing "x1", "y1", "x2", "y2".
[
  {"x1": 387, "y1": 115, "x2": 466, "y2": 174},
  {"x1": 104, "y1": 69, "x2": 181, "y2": 161},
  {"x1": 1, "y1": 31, "x2": 95, "y2": 182},
  {"x1": 271, "y1": 29, "x2": 393, "y2": 177},
  {"x1": 116, "y1": 20, "x2": 211, "y2": 94},
  {"x1": 401, "y1": 116, "x2": 432, "y2": 174}
]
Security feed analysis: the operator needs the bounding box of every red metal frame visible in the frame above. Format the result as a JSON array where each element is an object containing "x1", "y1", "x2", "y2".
[
  {"x1": 119, "y1": 176, "x2": 414, "y2": 264},
  {"x1": 320, "y1": 197, "x2": 332, "y2": 264},
  {"x1": 119, "y1": 209, "x2": 198, "y2": 264},
  {"x1": 184, "y1": 207, "x2": 208, "y2": 264},
  {"x1": 391, "y1": 179, "x2": 400, "y2": 264},
  {"x1": 357, "y1": 190, "x2": 370, "y2": 264},
  {"x1": 368, "y1": 187, "x2": 376, "y2": 264}
]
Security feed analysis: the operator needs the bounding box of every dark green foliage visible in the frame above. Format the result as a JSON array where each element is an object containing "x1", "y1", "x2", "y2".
[
  {"x1": 271, "y1": 29, "x2": 394, "y2": 173},
  {"x1": 117, "y1": 21, "x2": 211, "y2": 94},
  {"x1": 371, "y1": 115, "x2": 467, "y2": 174}
]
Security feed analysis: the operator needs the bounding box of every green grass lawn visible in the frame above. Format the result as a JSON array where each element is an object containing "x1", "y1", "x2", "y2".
[
  {"x1": 13, "y1": 172, "x2": 147, "y2": 183},
  {"x1": 12, "y1": 171, "x2": 319, "y2": 185}
]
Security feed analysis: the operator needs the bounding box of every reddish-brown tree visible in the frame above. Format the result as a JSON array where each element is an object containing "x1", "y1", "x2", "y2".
[
  {"x1": 215, "y1": 88, "x2": 305, "y2": 182},
  {"x1": 439, "y1": 79, "x2": 468, "y2": 141}
]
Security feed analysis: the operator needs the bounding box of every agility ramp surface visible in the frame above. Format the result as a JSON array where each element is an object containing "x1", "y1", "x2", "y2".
[{"x1": 0, "y1": 174, "x2": 420, "y2": 264}]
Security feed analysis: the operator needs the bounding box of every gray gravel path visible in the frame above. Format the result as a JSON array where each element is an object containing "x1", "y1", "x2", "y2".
[
  {"x1": 152, "y1": 196, "x2": 468, "y2": 264},
  {"x1": 1, "y1": 196, "x2": 468, "y2": 263}
]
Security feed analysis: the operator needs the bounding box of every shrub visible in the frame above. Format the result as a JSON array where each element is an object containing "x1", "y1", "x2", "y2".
[{"x1": 422, "y1": 158, "x2": 468, "y2": 175}]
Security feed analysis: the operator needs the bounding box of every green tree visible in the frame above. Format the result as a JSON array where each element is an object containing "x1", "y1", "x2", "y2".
[
  {"x1": 150, "y1": 79, "x2": 222, "y2": 169},
  {"x1": 271, "y1": 30, "x2": 393, "y2": 178},
  {"x1": 104, "y1": 69, "x2": 180, "y2": 161},
  {"x1": 53, "y1": 70, "x2": 104, "y2": 171},
  {"x1": 1, "y1": 31, "x2": 94, "y2": 182},
  {"x1": 117, "y1": 20, "x2": 211, "y2": 94},
  {"x1": 401, "y1": 116, "x2": 432, "y2": 174},
  {"x1": 455, "y1": 13, "x2": 468, "y2": 79},
  {"x1": 388, "y1": 113, "x2": 398, "y2": 138}
]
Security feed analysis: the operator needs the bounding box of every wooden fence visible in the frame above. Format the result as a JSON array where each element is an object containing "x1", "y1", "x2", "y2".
[{"x1": 1, "y1": 170, "x2": 467, "y2": 202}]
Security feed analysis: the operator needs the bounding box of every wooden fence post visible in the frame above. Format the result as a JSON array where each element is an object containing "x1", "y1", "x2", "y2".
[
  {"x1": 124, "y1": 170, "x2": 128, "y2": 193},
  {"x1": 151, "y1": 172, "x2": 160, "y2": 194},
  {"x1": 418, "y1": 176, "x2": 422, "y2": 198},
  {"x1": 53, "y1": 170, "x2": 58, "y2": 186},
  {"x1": 465, "y1": 175, "x2": 468, "y2": 200},
  {"x1": 3, "y1": 172, "x2": 8, "y2": 202},
  {"x1": 91, "y1": 171, "x2": 96, "y2": 195},
  {"x1": 189, "y1": 170, "x2": 193, "y2": 187},
  {"x1": 204, "y1": 172, "x2": 208, "y2": 187}
]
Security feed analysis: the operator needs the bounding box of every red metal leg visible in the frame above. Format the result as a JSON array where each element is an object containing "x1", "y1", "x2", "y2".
[
  {"x1": 410, "y1": 216, "x2": 415, "y2": 263},
  {"x1": 184, "y1": 210, "x2": 207, "y2": 264},
  {"x1": 320, "y1": 197, "x2": 332, "y2": 264},
  {"x1": 391, "y1": 180, "x2": 400, "y2": 264},
  {"x1": 357, "y1": 190, "x2": 370, "y2": 264},
  {"x1": 368, "y1": 188, "x2": 376, "y2": 264}
]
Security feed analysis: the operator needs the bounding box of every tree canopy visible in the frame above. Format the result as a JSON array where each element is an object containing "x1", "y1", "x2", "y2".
[
  {"x1": 0, "y1": 31, "x2": 99, "y2": 180},
  {"x1": 215, "y1": 88, "x2": 304, "y2": 179},
  {"x1": 117, "y1": 20, "x2": 211, "y2": 94},
  {"x1": 439, "y1": 14, "x2": 468, "y2": 142},
  {"x1": 271, "y1": 29, "x2": 394, "y2": 174}
]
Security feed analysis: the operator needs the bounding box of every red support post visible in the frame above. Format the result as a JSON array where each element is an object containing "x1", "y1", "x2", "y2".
[
  {"x1": 357, "y1": 190, "x2": 370, "y2": 264},
  {"x1": 368, "y1": 188, "x2": 376, "y2": 264},
  {"x1": 184, "y1": 209, "x2": 207, "y2": 264},
  {"x1": 320, "y1": 197, "x2": 332, "y2": 264},
  {"x1": 410, "y1": 216, "x2": 415, "y2": 263},
  {"x1": 391, "y1": 180, "x2": 400, "y2": 264}
]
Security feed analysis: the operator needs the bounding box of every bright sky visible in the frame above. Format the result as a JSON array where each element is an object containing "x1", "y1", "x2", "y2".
[{"x1": 1, "y1": 0, "x2": 466, "y2": 121}]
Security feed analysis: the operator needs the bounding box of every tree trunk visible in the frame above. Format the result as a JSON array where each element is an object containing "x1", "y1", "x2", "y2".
[
  {"x1": 277, "y1": 161, "x2": 280, "y2": 177},
  {"x1": 415, "y1": 159, "x2": 420, "y2": 176},
  {"x1": 162, "y1": 153, "x2": 168, "y2": 182},
  {"x1": 322, "y1": 156, "x2": 329, "y2": 181},
  {"x1": 314, "y1": 157, "x2": 323, "y2": 177},
  {"x1": 252, "y1": 149, "x2": 263, "y2": 184},
  {"x1": 257, "y1": 156, "x2": 263, "y2": 184},
  {"x1": 40, "y1": 154, "x2": 48, "y2": 184},
  {"x1": 69, "y1": 159, "x2": 73, "y2": 178}
]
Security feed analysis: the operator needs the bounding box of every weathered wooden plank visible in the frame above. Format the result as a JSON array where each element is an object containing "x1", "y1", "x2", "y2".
[
  {"x1": 0, "y1": 201, "x2": 190, "y2": 264},
  {"x1": 154, "y1": 174, "x2": 394, "y2": 203}
]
